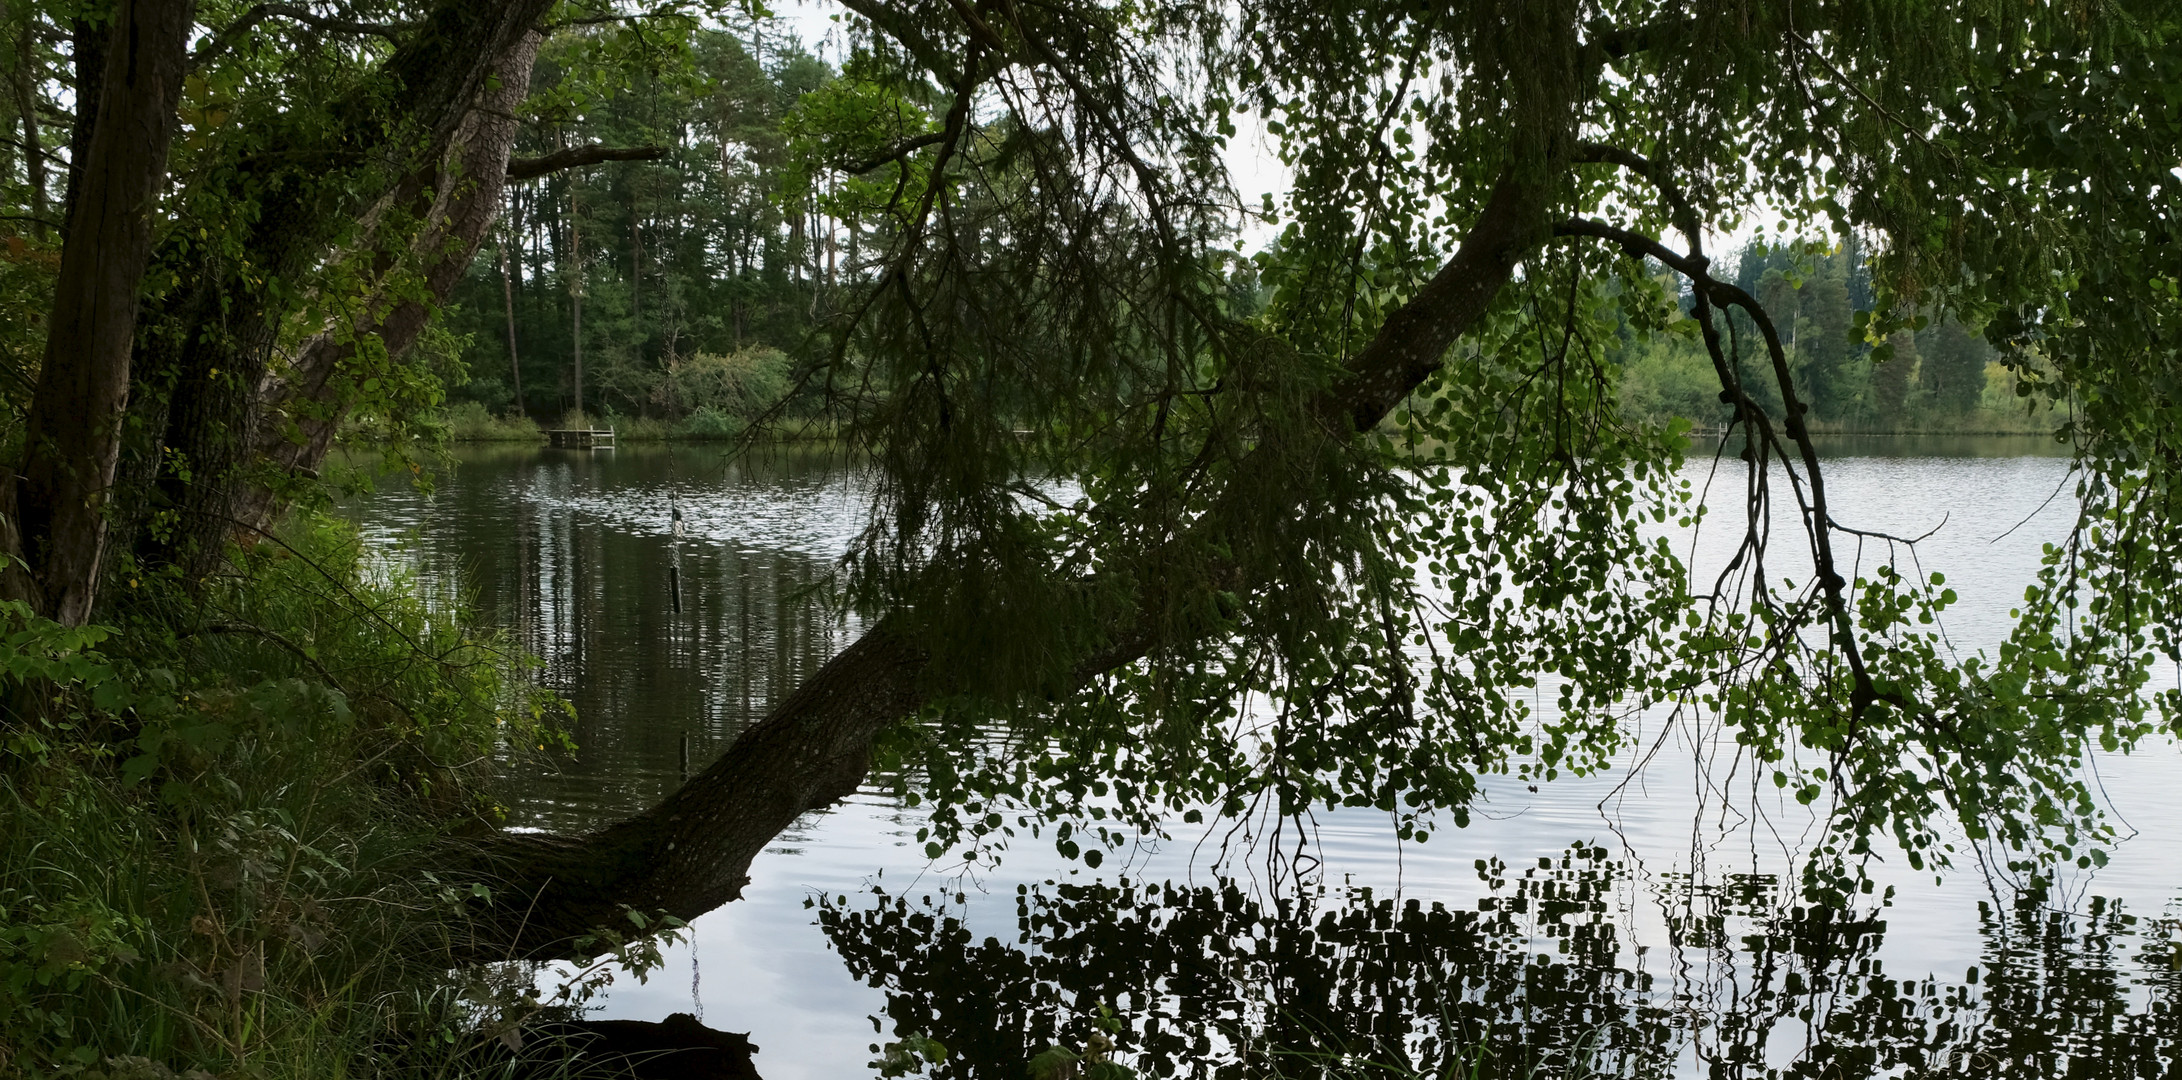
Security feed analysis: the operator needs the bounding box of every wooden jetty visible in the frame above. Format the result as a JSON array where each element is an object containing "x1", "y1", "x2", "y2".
[{"x1": 547, "y1": 427, "x2": 617, "y2": 448}]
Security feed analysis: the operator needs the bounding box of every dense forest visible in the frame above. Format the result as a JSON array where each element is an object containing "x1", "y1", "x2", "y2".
[
  {"x1": 1615, "y1": 239, "x2": 2035, "y2": 430},
  {"x1": 430, "y1": 24, "x2": 2039, "y2": 438},
  {"x1": 436, "y1": 22, "x2": 836, "y2": 434}
]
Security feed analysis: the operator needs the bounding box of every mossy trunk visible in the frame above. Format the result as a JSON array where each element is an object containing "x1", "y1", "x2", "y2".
[
  {"x1": 234, "y1": 32, "x2": 543, "y2": 538},
  {"x1": 112, "y1": 1, "x2": 555, "y2": 584},
  {"x1": 1, "y1": 0, "x2": 191, "y2": 624}
]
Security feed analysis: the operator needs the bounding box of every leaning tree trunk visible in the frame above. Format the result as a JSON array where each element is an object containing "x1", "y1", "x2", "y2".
[
  {"x1": 469, "y1": 167, "x2": 1553, "y2": 959},
  {"x1": 0, "y1": 0, "x2": 191, "y2": 625},
  {"x1": 232, "y1": 32, "x2": 542, "y2": 538},
  {"x1": 231, "y1": 55, "x2": 666, "y2": 537},
  {"x1": 118, "y1": 0, "x2": 554, "y2": 584}
]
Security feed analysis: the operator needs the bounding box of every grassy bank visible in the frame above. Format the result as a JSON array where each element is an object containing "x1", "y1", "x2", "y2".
[{"x1": 0, "y1": 515, "x2": 588, "y2": 1077}]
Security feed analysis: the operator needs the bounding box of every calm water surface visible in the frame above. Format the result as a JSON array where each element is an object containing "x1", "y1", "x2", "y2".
[{"x1": 350, "y1": 436, "x2": 2182, "y2": 1079}]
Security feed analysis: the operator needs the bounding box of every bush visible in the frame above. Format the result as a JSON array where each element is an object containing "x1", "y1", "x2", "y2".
[
  {"x1": 1618, "y1": 335, "x2": 1728, "y2": 429},
  {"x1": 441, "y1": 400, "x2": 542, "y2": 442},
  {"x1": 654, "y1": 347, "x2": 793, "y2": 421},
  {"x1": 681, "y1": 406, "x2": 744, "y2": 440},
  {"x1": 0, "y1": 514, "x2": 567, "y2": 1077}
]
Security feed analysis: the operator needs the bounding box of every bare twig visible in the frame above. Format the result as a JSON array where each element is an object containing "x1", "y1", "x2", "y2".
[{"x1": 1789, "y1": 32, "x2": 1947, "y2": 155}]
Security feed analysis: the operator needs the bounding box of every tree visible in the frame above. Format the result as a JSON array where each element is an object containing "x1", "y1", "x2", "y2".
[
  {"x1": 444, "y1": 25, "x2": 844, "y2": 423},
  {"x1": 1918, "y1": 314, "x2": 1994, "y2": 417},
  {"x1": 1, "y1": 0, "x2": 2177, "y2": 975},
  {"x1": 472, "y1": 0, "x2": 2182, "y2": 955},
  {"x1": 1, "y1": 0, "x2": 191, "y2": 626},
  {"x1": 1873, "y1": 327, "x2": 1917, "y2": 423},
  {"x1": 1793, "y1": 253, "x2": 1862, "y2": 423}
]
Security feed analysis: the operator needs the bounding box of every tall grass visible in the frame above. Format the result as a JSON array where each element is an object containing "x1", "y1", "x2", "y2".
[{"x1": 0, "y1": 513, "x2": 568, "y2": 1077}]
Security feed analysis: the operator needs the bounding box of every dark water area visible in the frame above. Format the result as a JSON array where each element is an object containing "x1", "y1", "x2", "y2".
[{"x1": 348, "y1": 438, "x2": 2182, "y2": 1079}]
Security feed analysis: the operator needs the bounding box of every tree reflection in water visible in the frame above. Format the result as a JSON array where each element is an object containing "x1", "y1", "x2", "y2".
[{"x1": 817, "y1": 845, "x2": 2182, "y2": 1078}]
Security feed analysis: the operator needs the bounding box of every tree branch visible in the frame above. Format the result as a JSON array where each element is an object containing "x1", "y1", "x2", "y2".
[
  {"x1": 1554, "y1": 215, "x2": 1896, "y2": 718},
  {"x1": 471, "y1": 164, "x2": 1555, "y2": 960},
  {"x1": 1324, "y1": 169, "x2": 1546, "y2": 433},
  {"x1": 1573, "y1": 142, "x2": 1704, "y2": 254},
  {"x1": 838, "y1": 131, "x2": 948, "y2": 175},
  {"x1": 538, "y1": 12, "x2": 697, "y2": 33},
  {"x1": 192, "y1": 3, "x2": 421, "y2": 69},
  {"x1": 840, "y1": 0, "x2": 979, "y2": 85},
  {"x1": 1591, "y1": 15, "x2": 1696, "y2": 60},
  {"x1": 1788, "y1": 33, "x2": 1944, "y2": 155},
  {"x1": 505, "y1": 143, "x2": 667, "y2": 182}
]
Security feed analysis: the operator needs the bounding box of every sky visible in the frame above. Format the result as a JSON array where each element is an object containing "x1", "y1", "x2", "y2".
[
  {"x1": 767, "y1": 2, "x2": 1777, "y2": 259},
  {"x1": 769, "y1": 0, "x2": 1293, "y2": 233}
]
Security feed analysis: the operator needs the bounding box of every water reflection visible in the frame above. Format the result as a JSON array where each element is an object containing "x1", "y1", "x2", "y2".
[
  {"x1": 351, "y1": 445, "x2": 866, "y2": 833},
  {"x1": 346, "y1": 442, "x2": 2182, "y2": 1078},
  {"x1": 822, "y1": 852, "x2": 2182, "y2": 1079}
]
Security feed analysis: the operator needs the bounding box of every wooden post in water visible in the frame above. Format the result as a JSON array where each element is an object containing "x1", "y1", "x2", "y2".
[
  {"x1": 679, "y1": 731, "x2": 690, "y2": 784},
  {"x1": 668, "y1": 562, "x2": 682, "y2": 613}
]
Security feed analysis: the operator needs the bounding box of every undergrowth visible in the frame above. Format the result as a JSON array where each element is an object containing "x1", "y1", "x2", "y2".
[{"x1": 0, "y1": 512, "x2": 600, "y2": 1077}]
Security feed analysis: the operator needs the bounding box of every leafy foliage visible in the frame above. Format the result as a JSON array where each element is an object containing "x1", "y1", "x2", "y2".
[
  {"x1": 806, "y1": 0, "x2": 2182, "y2": 907},
  {"x1": 0, "y1": 514, "x2": 562, "y2": 1075}
]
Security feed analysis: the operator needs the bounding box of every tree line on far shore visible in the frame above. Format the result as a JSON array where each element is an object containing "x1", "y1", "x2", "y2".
[
  {"x1": 436, "y1": 29, "x2": 2042, "y2": 441},
  {"x1": 431, "y1": 20, "x2": 835, "y2": 436},
  {"x1": 1612, "y1": 238, "x2": 2042, "y2": 433}
]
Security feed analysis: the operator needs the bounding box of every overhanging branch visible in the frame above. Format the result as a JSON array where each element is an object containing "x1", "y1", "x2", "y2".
[
  {"x1": 1555, "y1": 215, "x2": 1897, "y2": 718},
  {"x1": 839, "y1": 131, "x2": 949, "y2": 175},
  {"x1": 471, "y1": 162, "x2": 1557, "y2": 960},
  {"x1": 1574, "y1": 142, "x2": 1704, "y2": 253},
  {"x1": 506, "y1": 144, "x2": 667, "y2": 182}
]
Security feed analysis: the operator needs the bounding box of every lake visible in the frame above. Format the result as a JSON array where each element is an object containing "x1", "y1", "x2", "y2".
[{"x1": 348, "y1": 436, "x2": 2182, "y2": 1079}]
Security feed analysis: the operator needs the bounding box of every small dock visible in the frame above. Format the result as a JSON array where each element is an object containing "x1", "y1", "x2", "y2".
[{"x1": 547, "y1": 428, "x2": 616, "y2": 449}]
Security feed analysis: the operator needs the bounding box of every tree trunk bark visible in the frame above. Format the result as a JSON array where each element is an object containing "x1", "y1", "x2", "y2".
[
  {"x1": 0, "y1": 3, "x2": 13, "y2": 191},
  {"x1": 58, "y1": 13, "x2": 108, "y2": 244},
  {"x1": 233, "y1": 31, "x2": 542, "y2": 538},
  {"x1": 467, "y1": 166, "x2": 1552, "y2": 959},
  {"x1": 119, "y1": 0, "x2": 555, "y2": 584},
  {"x1": 1, "y1": 0, "x2": 191, "y2": 625}
]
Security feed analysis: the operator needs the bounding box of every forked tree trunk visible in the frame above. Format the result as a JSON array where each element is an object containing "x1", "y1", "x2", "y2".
[
  {"x1": 234, "y1": 32, "x2": 542, "y2": 537},
  {"x1": 121, "y1": 0, "x2": 555, "y2": 583},
  {"x1": 1, "y1": 0, "x2": 191, "y2": 624},
  {"x1": 469, "y1": 169, "x2": 1552, "y2": 959}
]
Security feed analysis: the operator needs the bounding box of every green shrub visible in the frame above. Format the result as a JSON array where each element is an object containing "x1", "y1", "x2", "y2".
[
  {"x1": 680, "y1": 406, "x2": 744, "y2": 440},
  {"x1": 440, "y1": 400, "x2": 542, "y2": 442},
  {"x1": 0, "y1": 514, "x2": 567, "y2": 1077},
  {"x1": 655, "y1": 347, "x2": 792, "y2": 421}
]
